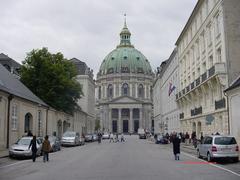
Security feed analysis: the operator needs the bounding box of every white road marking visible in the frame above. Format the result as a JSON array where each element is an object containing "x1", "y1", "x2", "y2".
[
  {"x1": 181, "y1": 151, "x2": 240, "y2": 177},
  {"x1": 0, "y1": 160, "x2": 28, "y2": 169}
]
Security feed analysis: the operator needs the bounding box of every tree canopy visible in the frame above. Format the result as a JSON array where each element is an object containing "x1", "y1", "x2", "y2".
[{"x1": 20, "y1": 47, "x2": 83, "y2": 114}]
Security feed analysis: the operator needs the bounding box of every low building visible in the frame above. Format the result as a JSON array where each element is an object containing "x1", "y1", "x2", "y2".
[
  {"x1": 153, "y1": 49, "x2": 180, "y2": 134},
  {"x1": 224, "y1": 76, "x2": 240, "y2": 145}
]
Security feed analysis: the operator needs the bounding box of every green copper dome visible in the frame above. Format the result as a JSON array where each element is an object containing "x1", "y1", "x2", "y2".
[{"x1": 98, "y1": 18, "x2": 152, "y2": 76}]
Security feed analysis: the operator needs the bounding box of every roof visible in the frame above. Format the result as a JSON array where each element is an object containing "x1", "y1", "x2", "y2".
[
  {"x1": 0, "y1": 53, "x2": 21, "y2": 67},
  {"x1": 224, "y1": 76, "x2": 240, "y2": 92},
  {"x1": 0, "y1": 64, "x2": 48, "y2": 107}
]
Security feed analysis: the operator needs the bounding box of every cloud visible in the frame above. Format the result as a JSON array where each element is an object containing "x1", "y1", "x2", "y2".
[{"x1": 0, "y1": 0, "x2": 197, "y2": 76}]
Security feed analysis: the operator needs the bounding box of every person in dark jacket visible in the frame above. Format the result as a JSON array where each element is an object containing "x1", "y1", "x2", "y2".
[
  {"x1": 28, "y1": 135, "x2": 37, "y2": 162},
  {"x1": 42, "y1": 135, "x2": 51, "y2": 162},
  {"x1": 172, "y1": 133, "x2": 181, "y2": 160}
]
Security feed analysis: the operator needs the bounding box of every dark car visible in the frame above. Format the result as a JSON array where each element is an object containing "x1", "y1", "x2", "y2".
[
  {"x1": 49, "y1": 136, "x2": 61, "y2": 152},
  {"x1": 155, "y1": 135, "x2": 169, "y2": 144},
  {"x1": 85, "y1": 134, "x2": 93, "y2": 142}
]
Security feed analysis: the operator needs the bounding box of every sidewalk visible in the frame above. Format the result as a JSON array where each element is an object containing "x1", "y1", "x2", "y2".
[{"x1": 0, "y1": 149, "x2": 8, "y2": 158}]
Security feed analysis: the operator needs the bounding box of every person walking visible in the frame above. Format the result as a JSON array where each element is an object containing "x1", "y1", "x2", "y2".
[
  {"x1": 42, "y1": 135, "x2": 51, "y2": 162},
  {"x1": 109, "y1": 133, "x2": 114, "y2": 143},
  {"x1": 97, "y1": 132, "x2": 102, "y2": 144},
  {"x1": 185, "y1": 132, "x2": 190, "y2": 145},
  {"x1": 121, "y1": 133, "x2": 125, "y2": 142},
  {"x1": 172, "y1": 133, "x2": 181, "y2": 160},
  {"x1": 28, "y1": 135, "x2": 38, "y2": 162}
]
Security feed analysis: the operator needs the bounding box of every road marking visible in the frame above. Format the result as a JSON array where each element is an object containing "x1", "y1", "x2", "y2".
[
  {"x1": 0, "y1": 160, "x2": 27, "y2": 169},
  {"x1": 181, "y1": 151, "x2": 240, "y2": 177}
]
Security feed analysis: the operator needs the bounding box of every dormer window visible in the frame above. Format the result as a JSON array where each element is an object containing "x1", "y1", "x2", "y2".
[
  {"x1": 136, "y1": 57, "x2": 140, "y2": 60},
  {"x1": 121, "y1": 67, "x2": 130, "y2": 73},
  {"x1": 111, "y1": 57, "x2": 114, "y2": 60}
]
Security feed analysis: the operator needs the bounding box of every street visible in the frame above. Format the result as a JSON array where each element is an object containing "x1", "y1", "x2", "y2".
[{"x1": 0, "y1": 135, "x2": 239, "y2": 180}]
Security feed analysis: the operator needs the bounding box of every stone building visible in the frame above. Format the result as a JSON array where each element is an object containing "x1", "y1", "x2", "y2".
[
  {"x1": 175, "y1": 0, "x2": 240, "y2": 138},
  {"x1": 96, "y1": 19, "x2": 154, "y2": 134},
  {"x1": 153, "y1": 49, "x2": 180, "y2": 134},
  {"x1": 70, "y1": 58, "x2": 95, "y2": 134}
]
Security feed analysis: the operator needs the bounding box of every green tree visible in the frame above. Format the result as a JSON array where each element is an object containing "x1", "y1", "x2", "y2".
[{"x1": 20, "y1": 47, "x2": 83, "y2": 114}]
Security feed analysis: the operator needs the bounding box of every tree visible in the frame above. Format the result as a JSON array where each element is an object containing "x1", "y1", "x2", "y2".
[{"x1": 20, "y1": 47, "x2": 83, "y2": 114}]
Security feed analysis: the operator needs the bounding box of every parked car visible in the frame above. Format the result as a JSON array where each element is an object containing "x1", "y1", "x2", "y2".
[
  {"x1": 155, "y1": 134, "x2": 169, "y2": 144},
  {"x1": 80, "y1": 136, "x2": 85, "y2": 146},
  {"x1": 48, "y1": 136, "x2": 61, "y2": 152},
  {"x1": 85, "y1": 134, "x2": 93, "y2": 142},
  {"x1": 138, "y1": 128, "x2": 146, "y2": 139},
  {"x1": 92, "y1": 134, "x2": 98, "y2": 141},
  {"x1": 9, "y1": 136, "x2": 42, "y2": 158},
  {"x1": 61, "y1": 131, "x2": 81, "y2": 146},
  {"x1": 102, "y1": 133, "x2": 110, "y2": 139},
  {"x1": 197, "y1": 135, "x2": 239, "y2": 162}
]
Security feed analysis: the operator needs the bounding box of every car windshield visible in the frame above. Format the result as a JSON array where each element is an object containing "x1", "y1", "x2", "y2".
[
  {"x1": 214, "y1": 137, "x2": 237, "y2": 145},
  {"x1": 17, "y1": 138, "x2": 31, "y2": 145},
  {"x1": 63, "y1": 132, "x2": 76, "y2": 137}
]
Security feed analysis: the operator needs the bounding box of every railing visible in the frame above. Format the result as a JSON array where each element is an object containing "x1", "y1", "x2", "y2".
[
  {"x1": 176, "y1": 94, "x2": 178, "y2": 99},
  {"x1": 191, "y1": 82, "x2": 195, "y2": 90},
  {"x1": 191, "y1": 106, "x2": 202, "y2": 116},
  {"x1": 180, "y1": 113, "x2": 184, "y2": 119},
  {"x1": 201, "y1": 72, "x2": 207, "y2": 82},
  {"x1": 215, "y1": 98, "x2": 226, "y2": 110},
  {"x1": 186, "y1": 85, "x2": 190, "y2": 93},
  {"x1": 196, "y1": 77, "x2": 201, "y2": 86},
  {"x1": 182, "y1": 89, "x2": 185, "y2": 95},
  {"x1": 208, "y1": 66, "x2": 215, "y2": 77}
]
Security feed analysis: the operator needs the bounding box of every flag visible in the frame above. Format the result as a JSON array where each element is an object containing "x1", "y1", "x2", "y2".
[{"x1": 168, "y1": 82, "x2": 176, "y2": 96}]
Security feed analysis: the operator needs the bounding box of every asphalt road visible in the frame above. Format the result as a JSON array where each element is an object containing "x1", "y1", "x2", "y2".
[{"x1": 0, "y1": 135, "x2": 239, "y2": 180}]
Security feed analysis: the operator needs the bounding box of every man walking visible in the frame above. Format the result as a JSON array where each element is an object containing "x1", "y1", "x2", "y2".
[
  {"x1": 28, "y1": 135, "x2": 37, "y2": 162},
  {"x1": 172, "y1": 133, "x2": 181, "y2": 160},
  {"x1": 42, "y1": 135, "x2": 51, "y2": 162}
]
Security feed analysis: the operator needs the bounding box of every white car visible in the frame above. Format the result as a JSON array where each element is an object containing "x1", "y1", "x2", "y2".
[
  {"x1": 197, "y1": 135, "x2": 239, "y2": 162},
  {"x1": 61, "y1": 131, "x2": 81, "y2": 146},
  {"x1": 9, "y1": 137, "x2": 42, "y2": 158},
  {"x1": 102, "y1": 133, "x2": 110, "y2": 139}
]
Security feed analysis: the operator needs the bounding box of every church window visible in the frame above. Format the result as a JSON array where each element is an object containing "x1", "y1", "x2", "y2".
[
  {"x1": 98, "y1": 86, "x2": 101, "y2": 99},
  {"x1": 122, "y1": 83, "x2": 129, "y2": 96},
  {"x1": 138, "y1": 84, "x2": 144, "y2": 98},
  {"x1": 107, "y1": 84, "x2": 113, "y2": 98}
]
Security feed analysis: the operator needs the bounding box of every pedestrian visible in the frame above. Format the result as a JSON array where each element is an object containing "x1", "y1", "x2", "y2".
[
  {"x1": 42, "y1": 135, "x2": 51, "y2": 162},
  {"x1": 27, "y1": 130, "x2": 33, "y2": 136},
  {"x1": 28, "y1": 135, "x2": 37, "y2": 162},
  {"x1": 109, "y1": 133, "x2": 114, "y2": 143},
  {"x1": 121, "y1": 133, "x2": 125, "y2": 142},
  {"x1": 185, "y1": 132, "x2": 190, "y2": 145},
  {"x1": 115, "y1": 133, "x2": 119, "y2": 142},
  {"x1": 98, "y1": 132, "x2": 102, "y2": 144},
  {"x1": 172, "y1": 133, "x2": 181, "y2": 160},
  {"x1": 200, "y1": 132, "x2": 204, "y2": 143}
]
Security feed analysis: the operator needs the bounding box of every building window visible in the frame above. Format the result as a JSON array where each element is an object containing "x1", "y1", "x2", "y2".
[
  {"x1": 122, "y1": 83, "x2": 129, "y2": 96},
  {"x1": 107, "y1": 68, "x2": 114, "y2": 74},
  {"x1": 138, "y1": 84, "x2": 144, "y2": 98},
  {"x1": 107, "y1": 84, "x2": 113, "y2": 98},
  {"x1": 209, "y1": 55, "x2": 213, "y2": 67},
  {"x1": 11, "y1": 104, "x2": 18, "y2": 130},
  {"x1": 38, "y1": 110, "x2": 42, "y2": 137},
  {"x1": 207, "y1": 24, "x2": 212, "y2": 45},
  {"x1": 215, "y1": 14, "x2": 221, "y2": 37},
  {"x1": 98, "y1": 86, "x2": 101, "y2": 99},
  {"x1": 121, "y1": 67, "x2": 129, "y2": 73},
  {"x1": 137, "y1": 68, "x2": 144, "y2": 73},
  {"x1": 217, "y1": 48, "x2": 222, "y2": 62}
]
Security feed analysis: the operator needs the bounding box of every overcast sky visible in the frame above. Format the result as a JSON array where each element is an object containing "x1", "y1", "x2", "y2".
[{"x1": 0, "y1": 0, "x2": 197, "y2": 76}]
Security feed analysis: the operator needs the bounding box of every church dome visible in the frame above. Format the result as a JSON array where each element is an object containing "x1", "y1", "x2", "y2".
[{"x1": 98, "y1": 18, "x2": 152, "y2": 76}]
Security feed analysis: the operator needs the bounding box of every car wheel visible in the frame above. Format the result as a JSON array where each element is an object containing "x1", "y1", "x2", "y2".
[
  {"x1": 197, "y1": 150, "x2": 202, "y2": 159},
  {"x1": 232, "y1": 157, "x2": 239, "y2": 163},
  {"x1": 207, "y1": 153, "x2": 212, "y2": 162}
]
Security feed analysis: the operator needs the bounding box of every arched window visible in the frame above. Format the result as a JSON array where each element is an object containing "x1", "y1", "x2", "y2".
[
  {"x1": 138, "y1": 84, "x2": 144, "y2": 98},
  {"x1": 122, "y1": 83, "x2": 129, "y2": 96},
  {"x1": 98, "y1": 86, "x2": 101, "y2": 99},
  {"x1": 107, "y1": 84, "x2": 113, "y2": 98}
]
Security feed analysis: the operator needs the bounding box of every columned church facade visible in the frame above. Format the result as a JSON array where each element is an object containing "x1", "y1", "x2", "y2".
[{"x1": 96, "y1": 20, "x2": 154, "y2": 134}]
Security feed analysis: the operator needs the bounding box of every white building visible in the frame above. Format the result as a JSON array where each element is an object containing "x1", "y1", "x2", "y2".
[
  {"x1": 70, "y1": 58, "x2": 96, "y2": 134},
  {"x1": 153, "y1": 49, "x2": 180, "y2": 134},
  {"x1": 175, "y1": 0, "x2": 240, "y2": 138},
  {"x1": 96, "y1": 19, "x2": 154, "y2": 134}
]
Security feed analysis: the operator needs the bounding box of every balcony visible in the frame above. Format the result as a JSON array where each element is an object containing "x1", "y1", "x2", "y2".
[
  {"x1": 180, "y1": 113, "x2": 184, "y2": 119},
  {"x1": 191, "y1": 106, "x2": 202, "y2": 116},
  {"x1": 186, "y1": 85, "x2": 190, "y2": 93},
  {"x1": 196, "y1": 77, "x2": 201, "y2": 86},
  {"x1": 215, "y1": 98, "x2": 226, "y2": 110},
  {"x1": 182, "y1": 89, "x2": 185, "y2": 95},
  {"x1": 201, "y1": 72, "x2": 207, "y2": 82},
  {"x1": 191, "y1": 82, "x2": 195, "y2": 90},
  {"x1": 208, "y1": 66, "x2": 215, "y2": 77}
]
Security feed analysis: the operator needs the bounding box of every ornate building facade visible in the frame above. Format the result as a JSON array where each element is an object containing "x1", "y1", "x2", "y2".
[
  {"x1": 175, "y1": 0, "x2": 240, "y2": 138},
  {"x1": 96, "y1": 20, "x2": 154, "y2": 134}
]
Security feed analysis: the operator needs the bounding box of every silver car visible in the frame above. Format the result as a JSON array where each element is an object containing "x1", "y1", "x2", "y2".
[
  {"x1": 197, "y1": 135, "x2": 239, "y2": 162},
  {"x1": 61, "y1": 131, "x2": 81, "y2": 146},
  {"x1": 9, "y1": 137, "x2": 42, "y2": 158}
]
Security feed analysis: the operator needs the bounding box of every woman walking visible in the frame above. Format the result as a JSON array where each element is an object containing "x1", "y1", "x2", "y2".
[
  {"x1": 28, "y1": 135, "x2": 37, "y2": 162},
  {"x1": 42, "y1": 135, "x2": 51, "y2": 162},
  {"x1": 172, "y1": 133, "x2": 181, "y2": 160}
]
